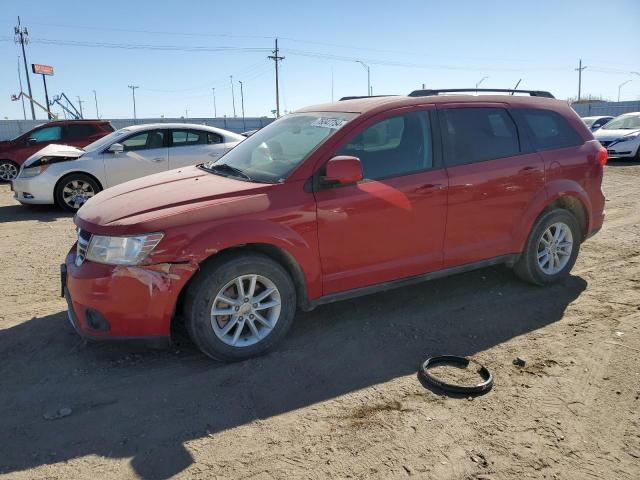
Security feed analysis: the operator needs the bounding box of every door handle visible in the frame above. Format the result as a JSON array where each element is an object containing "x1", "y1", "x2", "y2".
[
  {"x1": 152, "y1": 157, "x2": 165, "y2": 163},
  {"x1": 415, "y1": 183, "x2": 444, "y2": 193},
  {"x1": 519, "y1": 166, "x2": 535, "y2": 173}
]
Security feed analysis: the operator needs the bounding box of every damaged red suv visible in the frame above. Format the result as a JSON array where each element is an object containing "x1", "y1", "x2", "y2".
[{"x1": 62, "y1": 89, "x2": 607, "y2": 361}]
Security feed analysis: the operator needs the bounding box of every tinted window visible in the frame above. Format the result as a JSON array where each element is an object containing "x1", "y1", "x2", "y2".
[
  {"x1": 336, "y1": 111, "x2": 433, "y2": 180},
  {"x1": 122, "y1": 130, "x2": 165, "y2": 151},
  {"x1": 207, "y1": 132, "x2": 223, "y2": 144},
  {"x1": 441, "y1": 108, "x2": 520, "y2": 166},
  {"x1": 66, "y1": 124, "x2": 96, "y2": 139},
  {"x1": 29, "y1": 126, "x2": 62, "y2": 143},
  {"x1": 521, "y1": 109, "x2": 583, "y2": 150},
  {"x1": 171, "y1": 129, "x2": 220, "y2": 146}
]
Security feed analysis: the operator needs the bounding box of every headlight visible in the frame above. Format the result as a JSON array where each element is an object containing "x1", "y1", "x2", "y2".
[
  {"x1": 85, "y1": 233, "x2": 164, "y2": 265},
  {"x1": 19, "y1": 165, "x2": 49, "y2": 178},
  {"x1": 612, "y1": 133, "x2": 640, "y2": 144}
]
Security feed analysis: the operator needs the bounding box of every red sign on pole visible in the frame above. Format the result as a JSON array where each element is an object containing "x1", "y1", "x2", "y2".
[{"x1": 32, "y1": 64, "x2": 54, "y2": 76}]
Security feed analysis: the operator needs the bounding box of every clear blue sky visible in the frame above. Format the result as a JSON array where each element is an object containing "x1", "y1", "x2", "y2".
[{"x1": 1, "y1": 0, "x2": 638, "y2": 120}]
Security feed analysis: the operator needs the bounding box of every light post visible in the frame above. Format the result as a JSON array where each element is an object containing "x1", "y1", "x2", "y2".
[
  {"x1": 230, "y1": 75, "x2": 236, "y2": 117},
  {"x1": 128, "y1": 85, "x2": 139, "y2": 122},
  {"x1": 356, "y1": 60, "x2": 371, "y2": 96},
  {"x1": 238, "y1": 80, "x2": 246, "y2": 131},
  {"x1": 475, "y1": 76, "x2": 488, "y2": 91},
  {"x1": 212, "y1": 88, "x2": 217, "y2": 118},
  {"x1": 618, "y1": 79, "x2": 632, "y2": 102}
]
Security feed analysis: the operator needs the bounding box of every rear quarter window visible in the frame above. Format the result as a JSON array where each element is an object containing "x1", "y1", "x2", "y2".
[{"x1": 520, "y1": 109, "x2": 583, "y2": 151}]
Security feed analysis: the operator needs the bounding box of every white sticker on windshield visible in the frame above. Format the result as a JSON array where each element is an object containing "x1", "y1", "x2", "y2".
[{"x1": 310, "y1": 117, "x2": 348, "y2": 130}]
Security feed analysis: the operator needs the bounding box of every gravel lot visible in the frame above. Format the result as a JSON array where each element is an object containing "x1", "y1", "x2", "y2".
[{"x1": 1, "y1": 162, "x2": 639, "y2": 479}]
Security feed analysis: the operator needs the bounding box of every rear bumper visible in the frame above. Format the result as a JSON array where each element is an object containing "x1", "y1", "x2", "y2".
[{"x1": 63, "y1": 248, "x2": 196, "y2": 340}]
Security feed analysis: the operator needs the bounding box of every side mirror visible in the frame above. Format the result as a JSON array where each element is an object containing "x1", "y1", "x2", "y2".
[
  {"x1": 108, "y1": 143, "x2": 124, "y2": 154},
  {"x1": 26, "y1": 137, "x2": 37, "y2": 145},
  {"x1": 323, "y1": 156, "x2": 363, "y2": 185}
]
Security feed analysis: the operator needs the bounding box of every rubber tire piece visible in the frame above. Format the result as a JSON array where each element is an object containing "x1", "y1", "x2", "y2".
[
  {"x1": 184, "y1": 253, "x2": 296, "y2": 362},
  {"x1": 54, "y1": 173, "x2": 101, "y2": 212},
  {"x1": 514, "y1": 208, "x2": 581, "y2": 285},
  {"x1": 0, "y1": 160, "x2": 19, "y2": 182}
]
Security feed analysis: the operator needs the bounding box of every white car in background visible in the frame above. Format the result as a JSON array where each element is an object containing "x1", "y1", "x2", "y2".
[
  {"x1": 12, "y1": 123, "x2": 245, "y2": 211},
  {"x1": 593, "y1": 112, "x2": 640, "y2": 161}
]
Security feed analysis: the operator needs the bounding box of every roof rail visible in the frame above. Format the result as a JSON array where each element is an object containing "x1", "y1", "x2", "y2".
[
  {"x1": 408, "y1": 88, "x2": 555, "y2": 99},
  {"x1": 339, "y1": 95, "x2": 396, "y2": 101}
]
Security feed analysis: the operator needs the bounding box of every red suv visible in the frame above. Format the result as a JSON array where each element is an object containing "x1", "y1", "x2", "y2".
[
  {"x1": 62, "y1": 89, "x2": 607, "y2": 361},
  {"x1": 0, "y1": 119, "x2": 114, "y2": 181}
]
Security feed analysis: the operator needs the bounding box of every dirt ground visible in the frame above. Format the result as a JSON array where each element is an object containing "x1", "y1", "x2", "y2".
[{"x1": 0, "y1": 161, "x2": 639, "y2": 480}]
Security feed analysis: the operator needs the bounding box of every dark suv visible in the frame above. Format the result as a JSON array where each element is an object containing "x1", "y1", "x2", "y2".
[
  {"x1": 0, "y1": 120, "x2": 114, "y2": 181},
  {"x1": 63, "y1": 89, "x2": 607, "y2": 361}
]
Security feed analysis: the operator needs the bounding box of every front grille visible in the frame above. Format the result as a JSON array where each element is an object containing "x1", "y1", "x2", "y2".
[
  {"x1": 76, "y1": 229, "x2": 91, "y2": 265},
  {"x1": 599, "y1": 141, "x2": 612, "y2": 147}
]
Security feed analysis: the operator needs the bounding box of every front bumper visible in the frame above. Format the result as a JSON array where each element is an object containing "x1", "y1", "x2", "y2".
[
  {"x1": 602, "y1": 141, "x2": 640, "y2": 158},
  {"x1": 12, "y1": 175, "x2": 55, "y2": 204},
  {"x1": 63, "y1": 247, "x2": 196, "y2": 341}
]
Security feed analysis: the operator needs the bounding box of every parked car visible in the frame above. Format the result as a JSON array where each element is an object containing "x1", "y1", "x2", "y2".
[
  {"x1": 0, "y1": 119, "x2": 114, "y2": 182},
  {"x1": 593, "y1": 112, "x2": 640, "y2": 160},
  {"x1": 581, "y1": 115, "x2": 614, "y2": 131},
  {"x1": 62, "y1": 89, "x2": 607, "y2": 361},
  {"x1": 12, "y1": 123, "x2": 245, "y2": 211}
]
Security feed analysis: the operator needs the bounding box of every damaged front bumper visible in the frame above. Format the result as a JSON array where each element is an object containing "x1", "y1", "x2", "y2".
[{"x1": 63, "y1": 247, "x2": 196, "y2": 341}]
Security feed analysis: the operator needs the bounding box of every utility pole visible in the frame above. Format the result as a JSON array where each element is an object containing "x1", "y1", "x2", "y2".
[
  {"x1": 618, "y1": 79, "x2": 632, "y2": 102},
  {"x1": 268, "y1": 38, "x2": 285, "y2": 117},
  {"x1": 92, "y1": 90, "x2": 99, "y2": 118},
  {"x1": 14, "y1": 17, "x2": 35, "y2": 120},
  {"x1": 356, "y1": 60, "x2": 371, "y2": 96},
  {"x1": 17, "y1": 55, "x2": 26, "y2": 120},
  {"x1": 238, "y1": 80, "x2": 246, "y2": 131},
  {"x1": 230, "y1": 75, "x2": 236, "y2": 117},
  {"x1": 128, "y1": 85, "x2": 139, "y2": 122},
  {"x1": 76, "y1": 96, "x2": 84, "y2": 119},
  {"x1": 213, "y1": 88, "x2": 218, "y2": 118},
  {"x1": 575, "y1": 59, "x2": 587, "y2": 101}
]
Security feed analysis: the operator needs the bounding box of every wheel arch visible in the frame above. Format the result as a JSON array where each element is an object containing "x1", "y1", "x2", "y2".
[{"x1": 54, "y1": 170, "x2": 104, "y2": 194}]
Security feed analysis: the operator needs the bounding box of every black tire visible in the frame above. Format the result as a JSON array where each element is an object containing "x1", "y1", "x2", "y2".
[
  {"x1": 514, "y1": 208, "x2": 581, "y2": 285},
  {"x1": 0, "y1": 160, "x2": 19, "y2": 182},
  {"x1": 54, "y1": 173, "x2": 101, "y2": 212},
  {"x1": 184, "y1": 253, "x2": 296, "y2": 361}
]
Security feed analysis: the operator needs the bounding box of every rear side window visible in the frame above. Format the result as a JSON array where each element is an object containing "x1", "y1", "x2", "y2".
[
  {"x1": 66, "y1": 124, "x2": 96, "y2": 139},
  {"x1": 521, "y1": 109, "x2": 583, "y2": 150},
  {"x1": 336, "y1": 110, "x2": 433, "y2": 180},
  {"x1": 171, "y1": 129, "x2": 218, "y2": 146},
  {"x1": 441, "y1": 107, "x2": 520, "y2": 166}
]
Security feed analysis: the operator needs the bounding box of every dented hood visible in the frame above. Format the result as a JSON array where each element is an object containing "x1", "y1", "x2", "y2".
[
  {"x1": 23, "y1": 144, "x2": 85, "y2": 167},
  {"x1": 76, "y1": 166, "x2": 270, "y2": 233}
]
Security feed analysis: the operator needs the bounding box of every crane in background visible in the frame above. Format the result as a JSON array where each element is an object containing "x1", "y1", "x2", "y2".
[{"x1": 11, "y1": 92, "x2": 58, "y2": 120}]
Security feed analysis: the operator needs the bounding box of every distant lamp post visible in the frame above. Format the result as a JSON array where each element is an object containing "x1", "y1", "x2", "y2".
[
  {"x1": 355, "y1": 60, "x2": 371, "y2": 96},
  {"x1": 475, "y1": 76, "x2": 488, "y2": 91},
  {"x1": 618, "y1": 79, "x2": 632, "y2": 102}
]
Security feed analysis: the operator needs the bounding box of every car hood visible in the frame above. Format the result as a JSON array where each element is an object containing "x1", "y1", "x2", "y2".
[
  {"x1": 76, "y1": 166, "x2": 272, "y2": 233},
  {"x1": 23, "y1": 144, "x2": 85, "y2": 167},
  {"x1": 594, "y1": 128, "x2": 640, "y2": 142}
]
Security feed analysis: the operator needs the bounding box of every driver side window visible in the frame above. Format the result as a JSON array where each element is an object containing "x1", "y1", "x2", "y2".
[{"x1": 29, "y1": 126, "x2": 62, "y2": 143}]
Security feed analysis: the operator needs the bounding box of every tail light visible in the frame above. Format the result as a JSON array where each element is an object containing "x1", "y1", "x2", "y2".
[{"x1": 597, "y1": 146, "x2": 608, "y2": 167}]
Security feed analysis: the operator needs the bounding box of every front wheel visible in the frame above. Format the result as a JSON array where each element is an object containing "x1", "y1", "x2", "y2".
[
  {"x1": 184, "y1": 253, "x2": 296, "y2": 361},
  {"x1": 514, "y1": 209, "x2": 581, "y2": 285},
  {"x1": 0, "y1": 160, "x2": 19, "y2": 182},
  {"x1": 54, "y1": 173, "x2": 101, "y2": 212}
]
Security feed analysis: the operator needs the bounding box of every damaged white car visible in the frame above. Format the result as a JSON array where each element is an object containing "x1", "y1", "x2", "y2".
[{"x1": 12, "y1": 123, "x2": 244, "y2": 211}]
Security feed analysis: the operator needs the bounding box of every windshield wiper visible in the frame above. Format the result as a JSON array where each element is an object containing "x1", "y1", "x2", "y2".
[{"x1": 205, "y1": 163, "x2": 253, "y2": 181}]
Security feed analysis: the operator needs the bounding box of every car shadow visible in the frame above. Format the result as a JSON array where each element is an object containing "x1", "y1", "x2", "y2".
[
  {"x1": 606, "y1": 158, "x2": 640, "y2": 167},
  {"x1": 0, "y1": 266, "x2": 587, "y2": 478},
  {"x1": 0, "y1": 203, "x2": 72, "y2": 223}
]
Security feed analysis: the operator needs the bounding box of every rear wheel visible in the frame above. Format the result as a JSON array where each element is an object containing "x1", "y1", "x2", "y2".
[
  {"x1": 0, "y1": 160, "x2": 19, "y2": 182},
  {"x1": 184, "y1": 253, "x2": 296, "y2": 361},
  {"x1": 54, "y1": 173, "x2": 101, "y2": 212},
  {"x1": 514, "y1": 209, "x2": 581, "y2": 285}
]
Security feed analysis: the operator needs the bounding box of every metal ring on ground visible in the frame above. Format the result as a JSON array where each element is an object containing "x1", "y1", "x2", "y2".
[{"x1": 419, "y1": 355, "x2": 493, "y2": 395}]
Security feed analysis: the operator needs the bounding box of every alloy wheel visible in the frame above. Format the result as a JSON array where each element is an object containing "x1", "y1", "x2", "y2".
[
  {"x1": 210, "y1": 274, "x2": 282, "y2": 347},
  {"x1": 537, "y1": 222, "x2": 573, "y2": 275},
  {"x1": 0, "y1": 162, "x2": 18, "y2": 181},
  {"x1": 62, "y1": 179, "x2": 96, "y2": 210}
]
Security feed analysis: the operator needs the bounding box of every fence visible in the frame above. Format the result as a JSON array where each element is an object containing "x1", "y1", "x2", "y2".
[
  {"x1": 571, "y1": 101, "x2": 640, "y2": 117},
  {"x1": 0, "y1": 117, "x2": 275, "y2": 141}
]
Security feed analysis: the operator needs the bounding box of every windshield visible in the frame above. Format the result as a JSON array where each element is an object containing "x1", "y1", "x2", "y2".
[
  {"x1": 83, "y1": 128, "x2": 132, "y2": 152},
  {"x1": 582, "y1": 118, "x2": 596, "y2": 127},
  {"x1": 202, "y1": 112, "x2": 357, "y2": 183},
  {"x1": 601, "y1": 114, "x2": 640, "y2": 130}
]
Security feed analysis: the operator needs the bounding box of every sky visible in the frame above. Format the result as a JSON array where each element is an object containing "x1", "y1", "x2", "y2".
[{"x1": 0, "y1": 0, "x2": 638, "y2": 121}]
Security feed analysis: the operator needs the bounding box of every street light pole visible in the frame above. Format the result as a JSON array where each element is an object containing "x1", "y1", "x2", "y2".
[
  {"x1": 475, "y1": 76, "x2": 488, "y2": 91},
  {"x1": 128, "y1": 85, "x2": 139, "y2": 122},
  {"x1": 230, "y1": 76, "x2": 236, "y2": 117},
  {"x1": 618, "y1": 79, "x2": 632, "y2": 102},
  {"x1": 356, "y1": 60, "x2": 371, "y2": 96},
  {"x1": 238, "y1": 80, "x2": 246, "y2": 131},
  {"x1": 212, "y1": 88, "x2": 217, "y2": 118}
]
